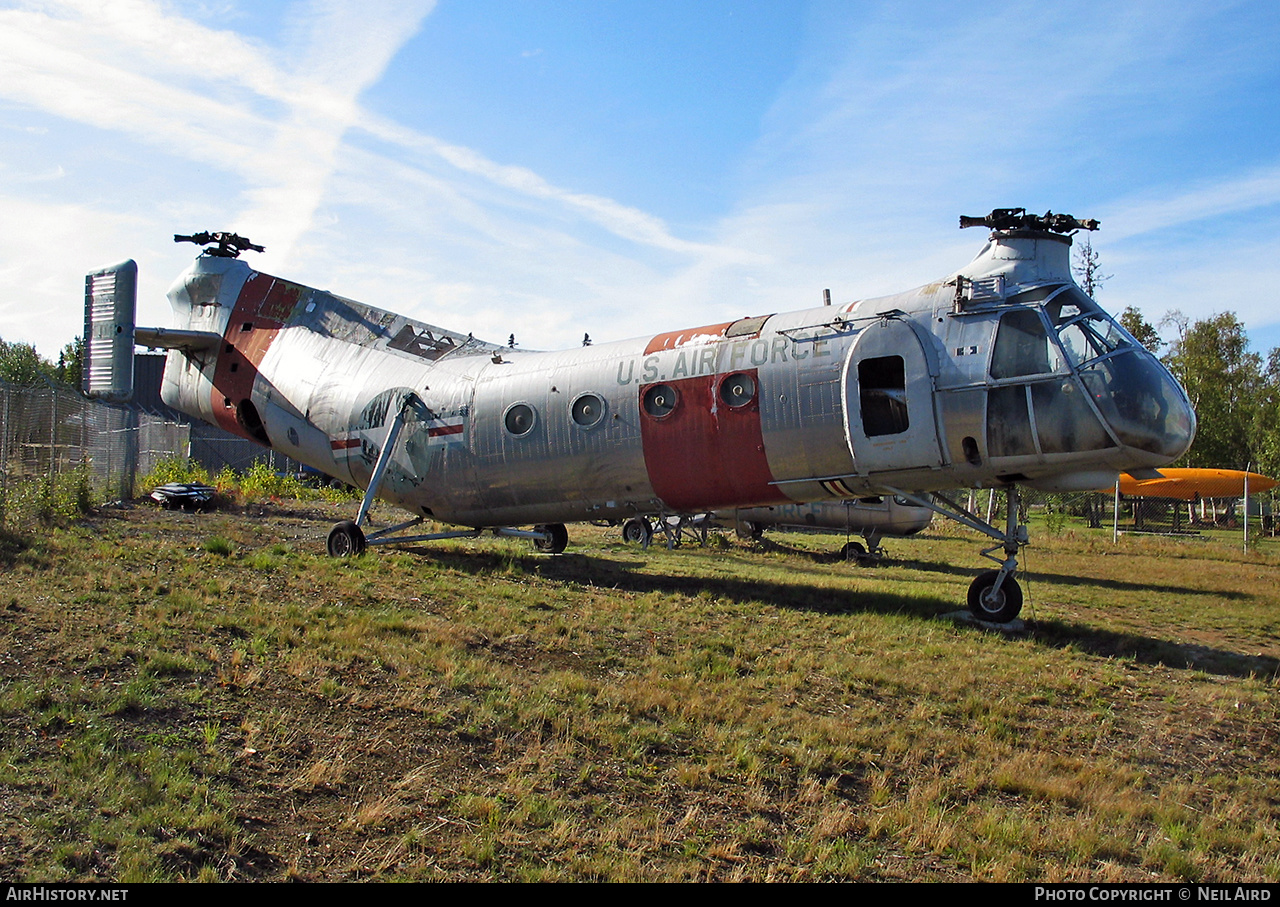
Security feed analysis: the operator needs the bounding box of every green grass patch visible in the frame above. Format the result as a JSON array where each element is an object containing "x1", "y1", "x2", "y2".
[{"x1": 0, "y1": 502, "x2": 1276, "y2": 881}]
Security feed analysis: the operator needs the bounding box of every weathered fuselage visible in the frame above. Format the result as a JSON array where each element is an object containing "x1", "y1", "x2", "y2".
[{"x1": 156, "y1": 228, "x2": 1195, "y2": 528}]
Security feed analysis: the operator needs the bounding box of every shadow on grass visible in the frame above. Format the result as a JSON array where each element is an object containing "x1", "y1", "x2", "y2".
[
  {"x1": 389, "y1": 542, "x2": 1278, "y2": 682},
  {"x1": 750, "y1": 537, "x2": 1243, "y2": 599},
  {"x1": 0, "y1": 526, "x2": 29, "y2": 567},
  {"x1": 398, "y1": 543, "x2": 953, "y2": 624},
  {"x1": 1029, "y1": 619, "x2": 1280, "y2": 681}
]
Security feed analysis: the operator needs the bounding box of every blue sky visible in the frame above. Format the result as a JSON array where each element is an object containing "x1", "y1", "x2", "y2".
[{"x1": 2, "y1": 0, "x2": 1279, "y2": 361}]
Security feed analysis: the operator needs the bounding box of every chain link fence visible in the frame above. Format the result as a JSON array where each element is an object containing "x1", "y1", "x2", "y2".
[{"x1": 0, "y1": 380, "x2": 189, "y2": 517}]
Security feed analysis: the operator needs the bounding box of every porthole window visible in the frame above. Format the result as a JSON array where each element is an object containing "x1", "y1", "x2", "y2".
[
  {"x1": 571, "y1": 392, "x2": 606, "y2": 427},
  {"x1": 503, "y1": 402, "x2": 537, "y2": 436},
  {"x1": 642, "y1": 384, "x2": 678, "y2": 418},
  {"x1": 719, "y1": 373, "x2": 756, "y2": 408}
]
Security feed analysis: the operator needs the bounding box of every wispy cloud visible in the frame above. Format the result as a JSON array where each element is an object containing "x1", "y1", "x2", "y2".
[
  {"x1": 1, "y1": 0, "x2": 1278, "y2": 358},
  {"x1": 1103, "y1": 167, "x2": 1280, "y2": 241}
]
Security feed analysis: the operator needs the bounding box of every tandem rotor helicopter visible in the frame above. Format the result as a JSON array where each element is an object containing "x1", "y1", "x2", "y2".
[{"x1": 84, "y1": 208, "x2": 1196, "y2": 623}]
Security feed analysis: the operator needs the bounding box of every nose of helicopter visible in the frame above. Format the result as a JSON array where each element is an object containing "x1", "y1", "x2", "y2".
[{"x1": 1081, "y1": 348, "x2": 1196, "y2": 463}]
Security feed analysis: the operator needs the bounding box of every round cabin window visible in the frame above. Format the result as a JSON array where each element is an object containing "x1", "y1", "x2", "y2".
[
  {"x1": 719, "y1": 373, "x2": 757, "y2": 408},
  {"x1": 504, "y1": 402, "x2": 537, "y2": 436},
  {"x1": 642, "y1": 384, "x2": 678, "y2": 418},
  {"x1": 571, "y1": 393, "x2": 606, "y2": 427}
]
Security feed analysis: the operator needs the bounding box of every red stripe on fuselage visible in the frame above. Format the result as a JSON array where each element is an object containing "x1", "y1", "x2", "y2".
[
  {"x1": 210, "y1": 272, "x2": 302, "y2": 440},
  {"x1": 644, "y1": 321, "x2": 735, "y2": 356},
  {"x1": 638, "y1": 368, "x2": 785, "y2": 512}
]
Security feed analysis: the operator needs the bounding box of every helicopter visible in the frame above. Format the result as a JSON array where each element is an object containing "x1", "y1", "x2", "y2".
[{"x1": 84, "y1": 209, "x2": 1196, "y2": 623}]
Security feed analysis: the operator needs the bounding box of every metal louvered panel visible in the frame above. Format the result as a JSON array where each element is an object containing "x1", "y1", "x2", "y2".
[{"x1": 83, "y1": 260, "x2": 138, "y2": 403}]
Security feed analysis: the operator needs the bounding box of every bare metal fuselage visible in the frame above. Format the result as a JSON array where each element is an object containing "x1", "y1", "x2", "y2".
[{"x1": 152, "y1": 229, "x2": 1195, "y2": 529}]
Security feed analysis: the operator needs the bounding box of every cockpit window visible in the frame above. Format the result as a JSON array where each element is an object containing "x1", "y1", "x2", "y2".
[
  {"x1": 1057, "y1": 318, "x2": 1128, "y2": 366},
  {"x1": 1043, "y1": 286, "x2": 1129, "y2": 366},
  {"x1": 1079, "y1": 350, "x2": 1195, "y2": 455},
  {"x1": 990, "y1": 309, "x2": 1065, "y2": 379},
  {"x1": 1043, "y1": 287, "x2": 1101, "y2": 326}
]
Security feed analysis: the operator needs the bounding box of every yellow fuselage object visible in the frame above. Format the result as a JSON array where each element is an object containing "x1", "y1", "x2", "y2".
[{"x1": 1110, "y1": 468, "x2": 1277, "y2": 500}]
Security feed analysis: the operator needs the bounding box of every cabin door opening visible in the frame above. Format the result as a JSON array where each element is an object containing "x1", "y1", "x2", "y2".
[{"x1": 843, "y1": 317, "x2": 944, "y2": 474}]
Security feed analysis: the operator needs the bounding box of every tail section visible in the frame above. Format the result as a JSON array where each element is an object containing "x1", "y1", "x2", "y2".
[{"x1": 83, "y1": 260, "x2": 138, "y2": 403}]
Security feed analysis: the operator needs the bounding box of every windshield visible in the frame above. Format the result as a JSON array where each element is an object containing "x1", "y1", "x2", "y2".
[{"x1": 1078, "y1": 350, "x2": 1196, "y2": 456}]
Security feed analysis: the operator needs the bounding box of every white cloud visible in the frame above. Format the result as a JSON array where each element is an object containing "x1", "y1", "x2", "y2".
[{"x1": 0, "y1": 0, "x2": 1277, "y2": 364}]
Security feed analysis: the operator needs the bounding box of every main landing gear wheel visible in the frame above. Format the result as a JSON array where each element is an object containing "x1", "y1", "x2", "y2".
[
  {"x1": 327, "y1": 520, "x2": 366, "y2": 558},
  {"x1": 968, "y1": 569, "x2": 1023, "y2": 623},
  {"x1": 622, "y1": 517, "x2": 652, "y2": 546},
  {"x1": 533, "y1": 523, "x2": 569, "y2": 554}
]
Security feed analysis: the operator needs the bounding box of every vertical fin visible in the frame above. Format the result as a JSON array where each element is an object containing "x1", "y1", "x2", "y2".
[{"x1": 83, "y1": 260, "x2": 137, "y2": 402}]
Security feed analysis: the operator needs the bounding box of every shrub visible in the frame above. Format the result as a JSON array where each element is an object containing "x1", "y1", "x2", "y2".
[{"x1": 139, "y1": 456, "x2": 209, "y2": 490}]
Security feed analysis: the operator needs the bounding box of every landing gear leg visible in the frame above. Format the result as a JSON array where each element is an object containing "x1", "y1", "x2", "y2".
[
  {"x1": 328, "y1": 393, "x2": 421, "y2": 558},
  {"x1": 886, "y1": 486, "x2": 1028, "y2": 623},
  {"x1": 968, "y1": 485, "x2": 1025, "y2": 622}
]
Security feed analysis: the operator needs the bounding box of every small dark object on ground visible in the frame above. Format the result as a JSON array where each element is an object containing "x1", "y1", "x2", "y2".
[{"x1": 149, "y1": 483, "x2": 218, "y2": 511}]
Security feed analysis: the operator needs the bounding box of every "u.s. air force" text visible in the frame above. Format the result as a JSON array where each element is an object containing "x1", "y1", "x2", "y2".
[{"x1": 616, "y1": 335, "x2": 833, "y2": 386}]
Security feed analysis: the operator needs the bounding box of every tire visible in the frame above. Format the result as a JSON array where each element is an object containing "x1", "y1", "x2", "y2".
[
  {"x1": 327, "y1": 520, "x2": 366, "y2": 558},
  {"x1": 840, "y1": 540, "x2": 867, "y2": 563},
  {"x1": 622, "y1": 518, "x2": 652, "y2": 546},
  {"x1": 735, "y1": 521, "x2": 764, "y2": 542},
  {"x1": 533, "y1": 523, "x2": 568, "y2": 554},
  {"x1": 967, "y1": 570, "x2": 1023, "y2": 623}
]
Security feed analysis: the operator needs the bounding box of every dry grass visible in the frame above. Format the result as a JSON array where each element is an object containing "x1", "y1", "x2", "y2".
[{"x1": 0, "y1": 497, "x2": 1276, "y2": 881}]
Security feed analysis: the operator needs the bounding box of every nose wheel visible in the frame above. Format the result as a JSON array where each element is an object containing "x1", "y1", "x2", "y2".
[
  {"x1": 968, "y1": 569, "x2": 1023, "y2": 622},
  {"x1": 885, "y1": 484, "x2": 1029, "y2": 623}
]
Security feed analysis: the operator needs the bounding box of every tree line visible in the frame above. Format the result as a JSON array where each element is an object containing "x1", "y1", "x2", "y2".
[{"x1": 0, "y1": 337, "x2": 82, "y2": 389}]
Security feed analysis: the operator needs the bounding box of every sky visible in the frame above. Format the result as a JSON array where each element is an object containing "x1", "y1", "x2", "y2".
[{"x1": 2, "y1": 0, "x2": 1279, "y2": 362}]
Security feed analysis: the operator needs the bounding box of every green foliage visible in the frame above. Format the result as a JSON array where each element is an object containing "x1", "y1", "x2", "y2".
[
  {"x1": 238, "y1": 460, "x2": 304, "y2": 501},
  {"x1": 1041, "y1": 495, "x2": 1070, "y2": 535},
  {"x1": 203, "y1": 536, "x2": 235, "y2": 556},
  {"x1": 1119, "y1": 306, "x2": 1163, "y2": 355},
  {"x1": 0, "y1": 338, "x2": 53, "y2": 386},
  {"x1": 1161, "y1": 311, "x2": 1265, "y2": 470},
  {"x1": 1, "y1": 466, "x2": 95, "y2": 527},
  {"x1": 139, "y1": 456, "x2": 211, "y2": 489},
  {"x1": 56, "y1": 336, "x2": 85, "y2": 391},
  {"x1": 1252, "y1": 348, "x2": 1280, "y2": 479},
  {"x1": 0, "y1": 335, "x2": 84, "y2": 389}
]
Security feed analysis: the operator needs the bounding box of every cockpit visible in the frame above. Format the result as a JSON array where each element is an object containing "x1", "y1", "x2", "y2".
[{"x1": 986, "y1": 284, "x2": 1195, "y2": 461}]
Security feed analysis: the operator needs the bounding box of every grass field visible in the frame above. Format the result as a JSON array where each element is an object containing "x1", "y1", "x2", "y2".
[{"x1": 0, "y1": 496, "x2": 1276, "y2": 881}]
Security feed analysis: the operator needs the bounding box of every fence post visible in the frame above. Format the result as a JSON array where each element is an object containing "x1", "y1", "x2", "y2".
[
  {"x1": 1113, "y1": 481, "x2": 1120, "y2": 544},
  {"x1": 1244, "y1": 468, "x2": 1250, "y2": 553}
]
